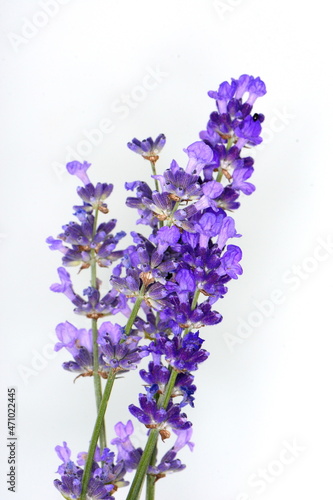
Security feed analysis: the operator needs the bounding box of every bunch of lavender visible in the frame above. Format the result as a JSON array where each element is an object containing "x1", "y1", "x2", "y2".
[{"x1": 47, "y1": 74, "x2": 266, "y2": 500}]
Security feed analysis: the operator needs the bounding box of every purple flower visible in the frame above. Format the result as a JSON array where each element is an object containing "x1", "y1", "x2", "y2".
[
  {"x1": 111, "y1": 420, "x2": 135, "y2": 461},
  {"x1": 208, "y1": 80, "x2": 237, "y2": 114},
  {"x1": 194, "y1": 209, "x2": 226, "y2": 248},
  {"x1": 76, "y1": 182, "x2": 114, "y2": 213},
  {"x1": 218, "y1": 245, "x2": 243, "y2": 279},
  {"x1": 51, "y1": 269, "x2": 126, "y2": 318},
  {"x1": 194, "y1": 180, "x2": 224, "y2": 211},
  {"x1": 147, "y1": 427, "x2": 194, "y2": 478},
  {"x1": 152, "y1": 226, "x2": 181, "y2": 255},
  {"x1": 110, "y1": 420, "x2": 142, "y2": 471},
  {"x1": 245, "y1": 76, "x2": 267, "y2": 106},
  {"x1": 66, "y1": 161, "x2": 91, "y2": 185},
  {"x1": 165, "y1": 268, "x2": 196, "y2": 304},
  {"x1": 231, "y1": 167, "x2": 255, "y2": 195},
  {"x1": 234, "y1": 115, "x2": 263, "y2": 149},
  {"x1": 99, "y1": 322, "x2": 148, "y2": 371},
  {"x1": 173, "y1": 427, "x2": 195, "y2": 452},
  {"x1": 147, "y1": 449, "x2": 186, "y2": 477},
  {"x1": 55, "y1": 321, "x2": 92, "y2": 354},
  {"x1": 216, "y1": 187, "x2": 240, "y2": 211},
  {"x1": 125, "y1": 181, "x2": 157, "y2": 227},
  {"x1": 54, "y1": 321, "x2": 111, "y2": 377},
  {"x1": 154, "y1": 331, "x2": 209, "y2": 372},
  {"x1": 173, "y1": 373, "x2": 197, "y2": 408},
  {"x1": 127, "y1": 134, "x2": 166, "y2": 159},
  {"x1": 55, "y1": 442, "x2": 73, "y2": 474},
  {"x1": 140, "y1": 361, "x2": 170, "y2": 389},
  {"x1": 50, "y1": 78, "x2": 267, "y2": 497},
  {"x1": 217, "y1": 216, "x2": 241, "y2": 250},
  {"x1": 46, "y1": 236, "x2": 67, "y2": 253},
  {"x1": 184, "y1": 141, "x2": 214, "y2": 175},
  {"x1": 48, "y1": 213, "x2": 124, "y2": 270},
  {"x1": 50, "y1": 267, "x2": 84, "y2": 307},
  {"x1": 129, "y1": 391, "x2": 192, "y2": 432},
  {"x1": 54, "y1": 442, "x2": 116, "y2": 500},
  {"x1": 111, "y1": 268, "x2": 141, "y2": 296},
  {"x1": 153, "y1": 160, "x2": 202, "y2": 201}
]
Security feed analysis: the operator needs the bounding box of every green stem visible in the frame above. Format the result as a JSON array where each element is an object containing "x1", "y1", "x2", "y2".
[
  {"x1": 216, "y1": 137, "x2": 233, "y2": 183},
  {"x1": 82, "y1": 270, "x2": 145, "y2": 499},
  {"x1": 126, "y1": 369, "x2": 179, "y2": 500},
  {"x1": 150, "y1": 161, "x2": 159, "y2": 192},
  {"x1": 191, "y1": 288, "x2": 201, "y2": 311},
  {"x1": 124, "y1": 285, "x2": 145, "y2": 335},
  {"x1": 126, "y1": 286, "x2": 202, "y2": 499},
  {"x1": 145, "y1": 440, "x2": 158, "y2": 500},
  {"x1": 146, "y1": 473, "x2": 156, "y2": 500},
  {"x1": 216, "y1": 167, "x2": 223, "y2": 183},
  {"x1": 126, "y1": 429, "x2": 159, "y2": 500},
  {"x1": 80, "y1": 369, "x2": 117, "y2": 500},
  {"x1": 91, "y1": 319, "x2": 107, "y2": 450},
  {"x1": 90, "y1": 207, "x2": 107, "y2": 451},
  {"x1": 166, "y1": 201, "x2": 180, "y2": 227},
  {"x1": 159, "y1": 368, "x2": 178, "y2": 409}
]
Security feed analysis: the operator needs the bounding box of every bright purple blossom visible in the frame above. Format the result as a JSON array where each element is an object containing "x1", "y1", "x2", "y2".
[
  {"x1": 245, "y1": 76, "x2": 267, "y2": 105},
  {"x1": 110, "y1": 420, "x2": 143, "y2": 471},
  {"x1": 140, "y1": 361, "x2": 170, "y2": 388},
  {"x1": 54, "y1": 437, "x2": 141, "y2": 500},
  {"x1": 194, "y1": 180, "x2": 224, "y2": 211},
  {"x1": 51, "y1": 268, "x2": 127, "y2": 318},
  {"x1": 127, "y1": 134, "x2": 166, "y2": 157},
  {"x1": 184, "y1": 141, "x2": 214, "y2": 175},
  {"x1": 153, "y1": 331, "x2": 209, "y2": 372},
  {"x1": 76, "y1": 182, "x2": 113, "y2": 212},
  {"x1": 218, "y1": 245, "x2": 243, "y2": 279},
  {"x1": 47, "y1": 215, "x2": 125, "y2": 270},
  {"x1": 129, "y1": 390, "x2": 192, "y2": 431},
  {"x1": 154, "y1": 160, "x2": 202, "y2": 201},
  {"x1": 98, "y1": 322, "x2": 148, "y2": 371},
  {"x1": 66, "y1": 161, "x2": 91, "y2": 185},
  {"x1": 231, "y1": 167, "x2": 255, "y2": 194},
  {"x1": 234, "y1": 115, "x2": 263, "y2": 149},
  {"x1": 217, "y1": 216, "x2": 241, "y2": 250}
]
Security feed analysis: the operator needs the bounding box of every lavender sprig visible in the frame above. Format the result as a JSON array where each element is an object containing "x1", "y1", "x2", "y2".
[
  {"x1": 124, "y1": 74, "x2": 266, "y2": 500},
  {"x1": 49, "y1": 74, "x2": 266, "y2": 500}
]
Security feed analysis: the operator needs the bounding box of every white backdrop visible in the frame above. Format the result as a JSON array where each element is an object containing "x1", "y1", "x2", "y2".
[{"x1": 1, "y1": 1, "x2": 332, "y2": 499}]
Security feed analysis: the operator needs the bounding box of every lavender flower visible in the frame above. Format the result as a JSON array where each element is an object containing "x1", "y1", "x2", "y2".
[
  {"x1": 153, "y1": 331, "x2": 209, "y2": 372},
  {"x1": 110, "y1": 420, "x2": 143, "y2": 471},
  {"x1": 66, "y1": 160, "x2": 92, "y2": 185},
  {"x1": 98, "y1": 322, "x2": 148, "y2": 372},
  {"x1": 147, "y1": 429, "x2": 194, "y2": 480},
  {"x1": 54, "y1": 428, "x2": 143, "y2": 500},
  {"x1": 50, "y1": 75, "x2": 266, "y2": 500},
  {"x1": 129, "y1": 389, "x2": 192, "y2": 434},
  {"x1": 127, "y1": 134, "x2": 166, "y2": 162}
]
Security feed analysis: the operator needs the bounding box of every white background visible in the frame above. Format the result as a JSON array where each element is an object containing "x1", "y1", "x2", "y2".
[{"x1": 0, "y1": 1, "x2": 332, "y2": 499}]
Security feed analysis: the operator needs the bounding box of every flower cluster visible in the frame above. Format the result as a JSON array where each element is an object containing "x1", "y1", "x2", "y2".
[
  {"x1": 113, "y1": 74, "x2": 266, "y2": 480},
  {"x1": 47, "y1": 162, "x2": 125, "y2": 271},
  {"x1": 54, "y1": 422, "x2": 142, "y2": 500},
  {"x1": 54, "y1": 321, "x2": 148, "y2": 378},
  {"x1": 47, "y1": 162, "x2": 130, "y2": 320},
  {"x1": 50, "y1": 74, "x2": 266, "y2": 500}
]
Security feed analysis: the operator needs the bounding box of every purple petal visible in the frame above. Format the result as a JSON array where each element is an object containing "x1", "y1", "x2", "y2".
[
  {"x1": 184, "y1": 141, "x2": 214, "y2": 175},
  {"x1": 66, "y1": 161, "x2": 91, "y2": 185}
]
